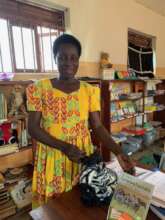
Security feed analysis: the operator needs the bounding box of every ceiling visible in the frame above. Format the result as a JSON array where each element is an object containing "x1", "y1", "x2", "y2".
[{"x1": 135, "y1": 0, "x2": 165, "y2": 17}]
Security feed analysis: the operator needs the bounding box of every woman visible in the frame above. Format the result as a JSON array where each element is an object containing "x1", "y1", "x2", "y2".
[{"x1": 27, "y1": 34, "x2": 134, "y2": 208}]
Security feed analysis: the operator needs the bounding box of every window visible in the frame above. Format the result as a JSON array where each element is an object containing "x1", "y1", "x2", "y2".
[
  {"x1": 128, "y1": 31, "x2": 154, "y2": 78},
  {"x1": 0, "y1": 0, "x2": 65, "y2": 73}
]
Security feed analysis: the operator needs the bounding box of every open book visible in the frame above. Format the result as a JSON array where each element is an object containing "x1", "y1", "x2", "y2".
[
  {"x1": 107, "y1": 173, "x2": 154, "y2": 220},
  {"x1": 106, "y1": 159, "x2": 165, "y2": 208}
]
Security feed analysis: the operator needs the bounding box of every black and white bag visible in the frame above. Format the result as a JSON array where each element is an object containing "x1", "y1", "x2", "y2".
[{"x1": 79, "y1": 152, "x2": 117, "y2": 206}]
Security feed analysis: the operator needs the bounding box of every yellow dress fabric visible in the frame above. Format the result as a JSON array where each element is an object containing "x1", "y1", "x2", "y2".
[{"x1": 26, "y1": 79, "x2": 100, "y2": 208}]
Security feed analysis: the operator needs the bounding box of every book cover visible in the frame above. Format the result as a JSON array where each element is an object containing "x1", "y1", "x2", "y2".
[
  {"x1": 107, "y1": 173, "x2": 154, "y2": 220},
  {"x1": 150, "y1": 205, "x2": 165, "y2": 220}
]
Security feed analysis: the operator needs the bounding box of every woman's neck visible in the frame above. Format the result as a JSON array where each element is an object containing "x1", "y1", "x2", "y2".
[{"x1": 58, "y1": 77, "x2": 78, "y2": 84}]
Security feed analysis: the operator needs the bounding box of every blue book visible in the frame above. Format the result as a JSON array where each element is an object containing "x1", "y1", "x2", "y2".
[{"x1": 150, "y1": 205, "x2": 165, "y2": 220}]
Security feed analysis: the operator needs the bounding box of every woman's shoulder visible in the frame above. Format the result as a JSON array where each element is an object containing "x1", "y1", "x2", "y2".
[
  {"x1": 30, "y1": 78, "x2": 51, "y2": 89},
  {"x1": 80, "y1": 81, "x2": 100, "y2": 92}
]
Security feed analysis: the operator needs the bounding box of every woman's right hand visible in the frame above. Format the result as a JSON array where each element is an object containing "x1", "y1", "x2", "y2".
[{"x1": 62, "y1": 144, "x2": 86, "y2": 163}]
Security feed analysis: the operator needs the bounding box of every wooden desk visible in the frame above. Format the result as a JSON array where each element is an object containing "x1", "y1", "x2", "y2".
[{"x1": 30, "y1": 186, "x2": 160, "y2": 220}]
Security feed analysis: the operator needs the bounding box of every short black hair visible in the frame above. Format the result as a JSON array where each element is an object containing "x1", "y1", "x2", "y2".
[{"x1": 53, "y1": 34, "x2": 82, "y2": 58}]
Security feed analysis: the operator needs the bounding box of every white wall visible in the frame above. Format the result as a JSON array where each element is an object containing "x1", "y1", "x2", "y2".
[{"x1": 34, "y1": 0, "x2": 165, "y2": 67}]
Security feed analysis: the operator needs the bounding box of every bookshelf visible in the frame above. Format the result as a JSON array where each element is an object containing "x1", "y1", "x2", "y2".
[
  {"x1": 100, "y1": 78, "x2": 165, "y2": 162},
  {"x1": 1, "y1": 79, "x2": 164, "y2": 166},
  {"x1": 0, "y1": 80, "x2": 33, "y2": 172},
  {"x1": 100, "y1": 79, "x2": 146, "y2": 160},
  {"x1": 101, "y1": 79, "x2": 146, "y2": 134}
]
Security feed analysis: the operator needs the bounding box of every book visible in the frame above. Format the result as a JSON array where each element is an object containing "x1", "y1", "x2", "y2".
[
  {"x1": 107, "y1": 173, "x2": 154, "y2": 220},
  {"x1": 122, "y1": 126, "x2": 146, "y2": 136},
  {"x1": 150, "y1": 205, "x2": 165, "y2": 220},
  {"x1": 0, "y1": 173, "x2": 4, "y2": 190},
  {"x1": 0, "y1": 143, "x2": 19, "y2": 156},
  {"x1": 4, "y1": 166, "x2": 29, "y2": 184},
  {"x1": 139, "y1": 171, "x2": 165, "y2": 208},
  {"x1": 106, "y1": 159, "x2": 165, "y2": 208},
  {"x1": 10, "y1": 179, "x2": 32, "y2": 209}
]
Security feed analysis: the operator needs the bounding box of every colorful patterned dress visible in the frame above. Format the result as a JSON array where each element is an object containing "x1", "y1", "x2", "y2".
[{"x1": 26, "y1": 79, "x2": 100, "y2": 208}]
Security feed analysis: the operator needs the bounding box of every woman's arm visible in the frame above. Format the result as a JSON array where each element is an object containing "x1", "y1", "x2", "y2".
[
  {"x1": 89, "y1": 111, "x2": 122, "y2": 155},
  {"x1": 28, "y1": 111, "x2": 85, "y2": 162},
  {"x1": 89, "y1": 111, "x2": 135, "y2": 173}
]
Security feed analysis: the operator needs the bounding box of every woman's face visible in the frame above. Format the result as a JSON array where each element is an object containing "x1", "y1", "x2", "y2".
[{"x1": 56, "y1": 43, "x2": 79, "y2": 80}]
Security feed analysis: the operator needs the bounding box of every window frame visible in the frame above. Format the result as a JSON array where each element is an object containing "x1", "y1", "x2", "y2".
[
  {"x1": 0, "y1": 0, "x2": 65, "y2": 73},
  {"x1": 127, "y1": 30, "x2": 155, "y2": 77}
]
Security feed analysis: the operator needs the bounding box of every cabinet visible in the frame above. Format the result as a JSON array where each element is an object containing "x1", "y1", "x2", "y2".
[{"x1": 0, "y1": 80, "x2": 33, "y2": 172}]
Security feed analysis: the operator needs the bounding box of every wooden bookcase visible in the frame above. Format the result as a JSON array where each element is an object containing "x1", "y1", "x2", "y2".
[
  {"x1": 0, "y1": 80, "x2": 33, "y2": 172},
  {"x1": 100, "y1": 78, "x2": 165, "y2": 161},
  {"x1": 100, "y1": 79, "x2": 146, "y2": 160}
]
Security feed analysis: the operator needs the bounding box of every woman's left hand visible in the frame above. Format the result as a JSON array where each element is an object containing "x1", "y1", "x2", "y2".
[{"x1": 117, "y1": 153, "x2": 135, "y2": 175}]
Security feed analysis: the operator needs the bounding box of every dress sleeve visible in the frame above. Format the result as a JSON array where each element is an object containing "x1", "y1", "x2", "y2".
[
  {"x1": 89, "y1": 85, "x2": 101, "y2": 112},
  {"x1": 26, "y1": 80, "x2": 43, "y2": 112}
]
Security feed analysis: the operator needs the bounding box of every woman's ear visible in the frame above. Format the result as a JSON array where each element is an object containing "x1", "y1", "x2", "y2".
[{"x1": 54, "y1": 55, "x2": 57, "y2": 64}]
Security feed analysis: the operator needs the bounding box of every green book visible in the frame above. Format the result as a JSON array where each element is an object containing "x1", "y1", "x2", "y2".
[{"x1": 107, "y1": 173, "x2": 154, "y2": 220}]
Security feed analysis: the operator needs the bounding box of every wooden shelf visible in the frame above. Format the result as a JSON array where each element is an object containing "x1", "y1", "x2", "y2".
[
  {"x1": 111, "y1": 97, "x2": 142, "y2": 102},
  {"x1": 0, "y1": 80, "x2": 33, "y2": 85},
  {"x1": 0, "y1": 146, "x2": 32, "y2": 172},
  {"x1": 111, "y1": 117, "x2": 136, "y2": 133},
  {"x1": 0, "y1": 115, "x2": 27, "y2": 124},
  {"x1": 103, "y1": 79, "x2": 144, "y2": 82},
  {"x1": 111, "y1": 112, "x2": 144, "y2": 123},
  {"x1": 145, "y1": 94, "x2": 165, "y2": 98}
]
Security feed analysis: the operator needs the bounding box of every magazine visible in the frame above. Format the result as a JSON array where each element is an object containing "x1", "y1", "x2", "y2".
[{"x1": 107, "y1": 173, "x2": 154, "y2": 220}]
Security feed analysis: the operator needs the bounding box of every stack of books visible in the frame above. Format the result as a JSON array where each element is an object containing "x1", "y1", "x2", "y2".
[
  {"x1": 0, "y1": 143, "x2": 19, "y2": 156},
  {"x1": 122, "y1": 126, "x2": 146, "y2": 136},
  {"x1": 4, "y1": 166, "x2": 30, "y2": 184},
  {"x1": 0, "y1": 186, "x2": 16, "y2": 219},
  {"x1": 101, "y1": 68, "x2": 115, "y2": 80},
  {"x1": 111, "y1": 133, "x2": 127, "y2": 144}
]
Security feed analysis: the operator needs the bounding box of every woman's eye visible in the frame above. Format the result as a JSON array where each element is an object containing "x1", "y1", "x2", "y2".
[
  {"x1": 58, "y1": 56, "x2": 65, "y2": 62},
  {"x1": 71, "y1": 56, "x2": 78, "y2": 62},
  {"x1": 58, "y1": 55, "x2": 78, "y2": 63}
]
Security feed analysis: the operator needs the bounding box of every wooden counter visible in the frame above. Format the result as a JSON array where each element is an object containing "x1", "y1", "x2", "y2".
[{"x1": 30, "y1": 186, "x2": 160, "y2": 220}]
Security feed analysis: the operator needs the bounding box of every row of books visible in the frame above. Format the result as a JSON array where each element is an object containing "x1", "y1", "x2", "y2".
[
  {"x1": 0, "y1": 119, "x2": 29, "y2": 154},
  {"x1": 101, "y1": 69, "x2": 137, "y2": 80},
  {"x1": 111, "y1": 101, "x2": 139, "y2": 122},
  {"x1": 111, "y1": 122, "x2": 164, "y2": 155},
  {"x1": 0, "y1": 187, "x2": 16, "y2": 219},
  {"x1": 110, "y1": 83, "x2": 130, "y2": 100},
  {"x1": 0, "y1": 93, "x2": 7, "y2": 121},
  {"x1": 111, "y1": 92, "x2": 142, "y2": 101}
]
